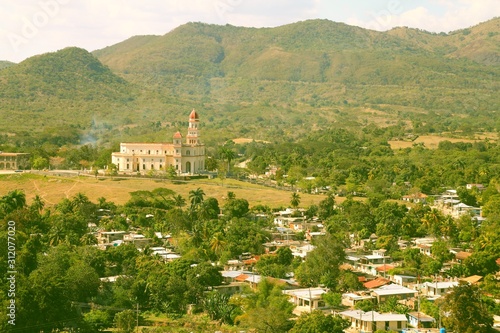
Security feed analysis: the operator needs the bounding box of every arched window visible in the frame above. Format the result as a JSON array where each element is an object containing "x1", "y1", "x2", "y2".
[{"x1": 186, "y1": 150, "x2": 191, "y2": 156}]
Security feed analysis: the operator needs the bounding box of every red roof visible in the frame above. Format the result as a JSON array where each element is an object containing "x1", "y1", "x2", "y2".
[
  {"x1": 376, "y1": 264, "x2": 395, "y2": 272},
  {"x1": 189, "y1": 109, "x2": 199, "y2": 120},
  {"x1": 364, "y1": 277, "x2": 390, "y2": 289},
  {"x1": 173, "y1": 131, "x2": 183, "y2": 139},
  {"x1": 235, "y1": 274, "x2": 250, "y2": 282}
]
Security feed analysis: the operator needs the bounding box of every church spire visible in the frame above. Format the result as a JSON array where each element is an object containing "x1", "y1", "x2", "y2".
[{"x1": 186, "y1": 109, "x2": 200, "y2": 145}]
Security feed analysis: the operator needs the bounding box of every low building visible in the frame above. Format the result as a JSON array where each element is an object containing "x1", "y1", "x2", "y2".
[
  {"x1": 97, "y1": 230, "x2": 127, "y2": 245},
  {"x1": 393, "y1": 275, "x2": 417, "y2": 287},
  {"x1": 342, "y1": 292, "x2": 375, "y2": 308},
  {"x1": 371, "y1": 284, "x2": 417, "y2": 303},
  {"x1": 283, "y1": 287, "x2": 328, "y2": 315},
  {"x1": 0, "y1": 152, "x2": 30, "y2": 170},
  {"x1": 408, "y1": 312, "x2": 435, "y2": 328},
  {"x1": 422, "y1": 281, "x2": 458, "y2": 296},
  {"x1": 340, "y1": 310, "x2": 408, "y2": 332}
]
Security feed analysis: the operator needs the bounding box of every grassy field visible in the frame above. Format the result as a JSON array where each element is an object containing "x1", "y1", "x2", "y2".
[
  {"x1": 387, "y1": 134, "x2": 495, "y2": 149},
  {"x1": 0, "y1": 173, "x2": 326, "y2": 209}
]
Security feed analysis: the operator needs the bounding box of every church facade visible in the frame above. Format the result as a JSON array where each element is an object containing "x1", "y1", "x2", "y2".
[{"x1": 111, "y1": 109, "x2": 205, "y2": 174}]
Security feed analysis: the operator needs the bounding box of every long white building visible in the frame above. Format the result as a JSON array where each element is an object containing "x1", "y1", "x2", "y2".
[{"x1": 111, "y1": 109, "x2": 205, "y2": 174}]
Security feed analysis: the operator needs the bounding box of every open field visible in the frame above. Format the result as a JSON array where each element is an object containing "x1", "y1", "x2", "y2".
[
  {"x1": 388, "y1": 134, "x2": 497, "y2": 149},
  {"x1": 0, "y1": 173, "x2": 326, "y2": 208}
]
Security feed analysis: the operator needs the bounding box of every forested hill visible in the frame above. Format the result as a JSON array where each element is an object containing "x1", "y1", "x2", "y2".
[
  {"x1": 0, "y1": 60, "x2": 15, "y2": 69},
  {"x1": 93, "y1": 18, "x2": 499, "y2": 85},
  {"x1": 91, "y1": 18, "x2": 499, "y2": 137},
  {"x1": 0, "y1": 47, "x2": 142, "y2": 133},
  {"x1": 0, "y1": 19, "x2": 498, "y2": 147}
]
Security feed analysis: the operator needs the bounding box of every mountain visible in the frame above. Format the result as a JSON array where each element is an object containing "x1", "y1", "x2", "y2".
[
  {"x1": 92, "y1": 19, "x2": 499, "y2": 139},
  {"x1": 387, "y1": 17, "x2": 500, "y2": 65},
  {"x1": 0, "y1": 47, "x2": 140, "y2": 134},
  {"x1": 0, "y1": 19, "x2": 498, "y2": 149},
  {"x1": 0, "y1": 61, "x2": 15, "y2": 69}
]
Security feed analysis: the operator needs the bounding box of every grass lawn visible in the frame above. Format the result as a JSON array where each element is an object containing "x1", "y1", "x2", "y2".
[{"x1": 0, "y1": 173, "x2": 326, "y2": 208}]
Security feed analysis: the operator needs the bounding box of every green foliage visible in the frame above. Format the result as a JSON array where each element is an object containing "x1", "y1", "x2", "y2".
[
  {"x1": 441, "y1": 282, "x2": 494, "y2": 333},
  {"x1": 114, "y1": 309, "x2": 138, "y2": 333},
  {"x1": 223, "y1": 198, "x2": 249, "y2": 218},
  {"x1": 290, "y1": 310, "x2": 350, "y2": 333},
  {"x1": 295, "y1": 234, "x2": 346, "y2": 289},
  {"x1": 202, "y1": 291, "x2": 237, "y2": 324}
]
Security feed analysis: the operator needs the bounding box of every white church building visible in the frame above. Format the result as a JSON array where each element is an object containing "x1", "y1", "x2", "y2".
[{"x1": 111, "y1": 109, "x2": 205, "y2": 175}]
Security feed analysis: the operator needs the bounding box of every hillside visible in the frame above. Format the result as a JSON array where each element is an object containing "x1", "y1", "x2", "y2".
[
  {"x1": 0, "y1": 19, "x2": 498, "y2": 150},
  {"x1": 0, "y1": 61, "x2": 15, "y2": 69},
  {"x1": 92, "y1": 19, "x2": 499, "y2": 142}
]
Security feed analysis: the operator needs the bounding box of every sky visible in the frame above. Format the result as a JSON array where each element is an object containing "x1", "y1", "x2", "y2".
[{"x1": 1, "y1": 0, "x2": 498, "y2": 63}]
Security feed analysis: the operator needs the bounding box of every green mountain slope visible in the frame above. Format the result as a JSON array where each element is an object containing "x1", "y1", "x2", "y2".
[
  {"x1": 0, "y1": 47, "x2": 139, "y2": 132},
  {"x1": 0, "y1": 19, "x2": 498, "y2": 149},
  {"x1": 91, "y1": 19, "x2": 499, "y2": 140},
  {"x1": 0, "y1": 61, "x2": 15, "y2": 69}
]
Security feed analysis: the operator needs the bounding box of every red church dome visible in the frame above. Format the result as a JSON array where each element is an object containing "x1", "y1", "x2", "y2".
[
  {"x1": 173, "y1": 131, "x2": 183, "y2": 139},
  {"x1": 189, "y1": 109, "x2": 199, "y2": 120}
]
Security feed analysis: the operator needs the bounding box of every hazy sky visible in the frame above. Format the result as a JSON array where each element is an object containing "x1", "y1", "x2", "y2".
[{"x1": 1, "y1": 0, "x2": 498, "y2": 63}]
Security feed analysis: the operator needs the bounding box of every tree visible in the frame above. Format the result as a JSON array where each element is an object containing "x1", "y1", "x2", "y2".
[
  {"x1": 83, "y1": 309, "x2": 112, "y2": 332},
  {"x1": 203, "y1": 291, "x2": 237, "y2": 324},
  {"x1": 237, "y1": 279, "x2": 294, "y2": 333},
  {"x1": 114, "y1": 310, "x2": 137, "y2": 333},
  {"x1": 189, "y1": 187, "x2": 205, "y2": 210},
  {"x1": 290, "y1": 310, "x2": 350, "y2": 333},
  {"x1": 223, "y1": 198, "x2": 249, "y2": 218},
  {"x1": 295, "y1": 234, "x2": 345, "y2": 289},
  {"x1": 441, "y1": 282, "x2": 493, "y2": 333},
  {"x1": 172, "y1": 194, "x2": 186, "y2": 210},
  {"x1": 32, "y1": 156, "x2": 49, "y2": 170},
  {"x1": 219, "y1": 146, "x2": 236, "y2": 175},
  {"x1": 290, "y1": 192, "x2": 301, "y2": 208}
]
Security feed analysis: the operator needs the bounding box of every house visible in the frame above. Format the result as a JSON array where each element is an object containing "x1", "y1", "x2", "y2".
[
  {"x1": 466, "y1": 184, "x2": 485, "y2": 191},
  {"x1": 402, "y1": 192, "x2": 428, "y2": 204},
  {"x1": 371, "y1": 284, "x2": 417, "y2": 303},
  {"x1": 459, "y1": 275, "x2": 483, "y2": 284},
  {"x1": 283, "y1": 287, "x2": 328, "y2": 315},
  {"x1": 393, "y1": 275, "x2": 417, "y2": 287},
  {"x1": 0, "y1": 152, "x2": 30, "y2": 170},
  {"x1": 422, "y1": 281, "x2": 458, "y2": 296},
  {"x1": 123, "y1": 233, "x2": 151, "y2": 248},
  {"x1": 342, "y1": 292, "x2": 375, "y2": 307},
  {"x1": 452, "y1": 202, "x2": 482, "y2": 218},
  {"x1": 291, "y1": 244, "x2": 315, "y2": 258},
  {"x1": 455, "y1": 251, "x2": 472, "y2": 264},
  {"x1": 340, "y1": 310, "x2": 408, "y2": 332},
  {"x1": 96, "y1": 230, "x2": 127, "y2": 245},
  {"x1": 408, "y1": 312, "x2": 435, "y2": 328},
  {"x1": 364, "y1": 277, "x2": 391, "y2": 289},
  {"x1": 419, "y1": 243, "x2": 432, "y2": 257},
  {"x1": 111, "y1": 110, "x2": 205, "y2": 174}
]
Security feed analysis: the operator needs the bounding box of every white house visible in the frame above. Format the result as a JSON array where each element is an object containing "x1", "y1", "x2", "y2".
[
  {"x1": 422, "y1": 281, "x2": 458, "y2": 296},
  {"x1": 340, "y1": 310, "x2": 408, "y2": 332},
  {"x1": 283, "y1": 287, "x2": 328, "y2": 315},
  {"x1": 371, "y1": 284, "x2": 417, "y2": 303}
]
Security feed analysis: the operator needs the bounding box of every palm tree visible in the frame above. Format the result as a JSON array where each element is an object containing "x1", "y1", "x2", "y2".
[
  {"x1": 189, "y1": 188, "x2": 205, "y2": 210},
  {"x1": 290, "y1": 192, "x2": 301, "y2": 209},
  {"x1": 210, "y1": 232, "x2": 226, "y2": 257},
  {"x1": 31, "y1": 194, "x2": 45, "y2": 213},
  {"x1": 219, "y1": 146, "x2": 236, "y2": 175},
  {"x1": 173, "y1": 194, "x2": 186, "y2": 211},
  {"x1": 1, "y1": 189, "x2": 27, "y2": 213}
]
